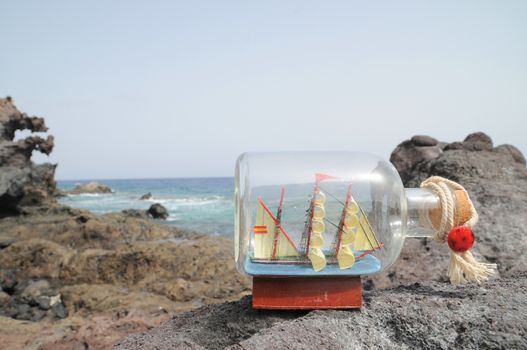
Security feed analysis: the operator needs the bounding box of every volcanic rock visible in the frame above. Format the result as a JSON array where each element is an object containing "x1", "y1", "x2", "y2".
[
  {"x1": 0, "y1": 313, "x2": 163, "y2": 350},
  {"x1": 390, "y1": 135, "x2": 444, "y2": 183},
  {"x1": 14, "y1": 303, "x2": 32, "y2": 321},
  {"x1": 139, "y1": 192, "x2": 153, "y2": 200},
  {"x1": 410, "y1": 135, "x2": 438, "y2": 146},
  {"x1": 51, "y1": 303, "x2": 68, "y2": 319},
  {"x1": 390, "y1": 131, "x2": 526, "y2": 183},
  {"x1": 462, "y1": 131, "x2": 493, "y2": 151},
  {"x1": 0, "y1": 208, "x2": 251, "y2": 348},
  {"x1": 30, "y1": 309, "x2": 46, "y2": 322},
  {"x1": 121, "y1": 208, "x2": 149, "y2": 219},
  {"x1": 68, "y1": 182, "x2": 112, "y2": 195},
  {"x1": 0, "y1": 97, "x2": 57, "y2": 216},
  {"x1": 35, "y1": 295, "x2": 51, "y2": 310},
  {"x1": 114, "y1": 278, "x2": 527, "y2": 350},
  {"x1": 0, "y1": 291, "x2": 10, "y2": 305},
  {"x1": 53, "y1": 188, "x2": 68, "y2": 198},
  {"x1": 20, "y1": 280, "x2": 51, "y2": 303},
  {"x1": 0, "y1": 269, "x2": 18, "y2": 293},
  {"x1": 147, "y1": 203, "x2": 169, "y2": 220},
  {"x1": 494, "y1": 144, "x2": 526, "y2": 165}
]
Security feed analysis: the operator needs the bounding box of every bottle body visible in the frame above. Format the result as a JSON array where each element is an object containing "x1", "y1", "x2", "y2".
[{"x1": 234, "y1": 151, "x2": 438, "y2": 277}]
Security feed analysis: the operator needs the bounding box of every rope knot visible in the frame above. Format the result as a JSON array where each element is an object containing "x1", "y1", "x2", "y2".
[{"x1": 420, "y1": 176, "x2": 497, "y2": 284}]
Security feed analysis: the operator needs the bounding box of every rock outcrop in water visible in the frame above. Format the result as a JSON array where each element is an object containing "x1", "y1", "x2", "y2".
[
  {"x1": 147, "y1": 203, "x2": 169, "y2": 219},
  {"x1": 115, "y1": 132, "x2": 527, "y2": 349},
  {"x1": 121, "y1": 203, "x2": 170, "y2": 220},
  {"x1": 139, "y1": 192, "x2": 153, "y2": 200},
  {"x1": 0, "y1": 97, "x2": 57, "y2": 216},
  {"x1": 68, "y1": 181, "x2": 113, "y2": 194}
]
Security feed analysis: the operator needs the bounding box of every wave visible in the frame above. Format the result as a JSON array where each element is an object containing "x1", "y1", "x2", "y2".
[
  {"x1": 67, "y1": 193, "x2": 112, "y2": 198},
  {"x1": 144, "y1": 198, "x2": 171, "y2": 204},
  {"x1": 144, "y1": 195, "x2": 227, "y2": 206},
  {"x1": 171, "y1": 199, "x2": 224, "y2": 206}
]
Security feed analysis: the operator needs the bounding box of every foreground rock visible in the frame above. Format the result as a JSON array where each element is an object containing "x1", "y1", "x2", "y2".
[
  {"x1": 122, "y1": 208, "x2": 150, "y2": 219},
  {"x1": 0, "y1": 313, "x2": 164, "y2": 350},
  {"x1": 1, "y1": 278, "x2": 68, "y2": 322},
  {"x1": 0, "y1": 211, "x2": 249, "y2": 304},
  {"x1": 0, "y1": 97, "x2": 57, "y2": 216},
  {"x1": 0, "y1": 209, "x2": 250, "y2": 349},
  {"x1": 68, "y1": 181, "x2": 112, "y2": 194},
  {"x1": 116, "y1": 132, "x2": 527, "y2": 349},
  {"x1": 115, "y1": 277, "x2": 527, "y2": 350}
]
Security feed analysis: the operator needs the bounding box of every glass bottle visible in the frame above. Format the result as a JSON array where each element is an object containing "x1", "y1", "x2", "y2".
[{"x1": 234, "y1": 151, "x2": 447, "y2": 277}]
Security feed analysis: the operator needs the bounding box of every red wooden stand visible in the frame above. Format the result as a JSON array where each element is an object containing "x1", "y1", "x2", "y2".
[{"x1": 252, "y1": 276, "x2": 362, "y2": 310}]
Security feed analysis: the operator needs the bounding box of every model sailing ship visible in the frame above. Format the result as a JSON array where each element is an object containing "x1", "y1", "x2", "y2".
[{"x1": 252, "y1": 173, "x2": 383, "y2": 272}]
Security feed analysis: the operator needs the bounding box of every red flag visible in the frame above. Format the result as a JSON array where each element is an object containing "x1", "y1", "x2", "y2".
[{"x1": 315, "y1": 173, "x2": 339, "y2": 184}]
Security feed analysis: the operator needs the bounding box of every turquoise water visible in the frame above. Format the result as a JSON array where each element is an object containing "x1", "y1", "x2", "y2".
[{"x1": 57, "y1": 178, "x2": 234, "y2": 236}]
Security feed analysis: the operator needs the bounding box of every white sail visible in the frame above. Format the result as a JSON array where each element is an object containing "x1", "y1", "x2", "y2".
[
  {"x1": 335, "y1": 191, "x2": 381, "y2": 269},
  {"x1": 336, "y1": 196, "x2": 359, "y2": 269},
  {"x1": 253, "y1": 198, "x2": 299, "y2": 259},
  {"x1": 337, "y1": 245, "x2": 355, "y2": 269},
  {"x1": 308, "y1": 190, "x2": 327, "y2": 271},
  {"x1": 353, "y1": 204, "x2": 381, "y2": 251}
]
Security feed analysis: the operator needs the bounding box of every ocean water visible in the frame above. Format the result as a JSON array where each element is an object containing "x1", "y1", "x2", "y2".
[{"x1": 57, "y1": 178, "x2": 234, "y2": 236}]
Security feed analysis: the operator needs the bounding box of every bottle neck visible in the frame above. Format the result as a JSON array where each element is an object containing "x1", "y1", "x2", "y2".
[{"x1": 405, "y1": 188, "x2": 441, "y2": 239}]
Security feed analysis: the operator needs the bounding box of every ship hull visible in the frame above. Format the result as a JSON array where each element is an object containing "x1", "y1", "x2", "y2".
[
  {"x1": 250, "y1": 244, "x2": 383, "y2": 265},
  {"x1": 245, "y1": 253, "x2": 382, "y2": 276},
  {"x1": 251, "y1": 255, "x2": 350, "y2": 265}
]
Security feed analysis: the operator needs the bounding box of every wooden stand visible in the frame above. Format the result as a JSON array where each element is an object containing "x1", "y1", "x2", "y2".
[{"x1": 252, "y1": 276, "x2": 362, "y2": 310}]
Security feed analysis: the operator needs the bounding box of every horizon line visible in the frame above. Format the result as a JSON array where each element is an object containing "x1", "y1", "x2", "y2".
[{"x1": 56, "y1": 175, "x2": 234, "y2": 182}]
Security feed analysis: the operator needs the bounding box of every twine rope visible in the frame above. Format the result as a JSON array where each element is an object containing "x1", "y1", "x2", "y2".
[{"x1": 420, "y1": 176, "x2": 497, "y2": 284}]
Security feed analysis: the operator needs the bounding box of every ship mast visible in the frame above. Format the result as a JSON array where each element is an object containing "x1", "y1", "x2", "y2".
[
  {"x1": 271, "y1": 188, "x2": 285, "y2": 260},
  {"x1": 299, "y1": 182, "x2": 319, "y2": 256},
  {"x1": 331, "y1": 184, "x2": 353, "y2": 256},
  {"x1": 299, "y1": 174, "x2": 330, "y2": 256},
  {"x1": 299, "y1": 173, "x2": 338, "y2": 258}
]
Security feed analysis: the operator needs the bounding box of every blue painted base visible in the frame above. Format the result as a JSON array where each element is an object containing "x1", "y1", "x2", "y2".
[{"x1": 245, "y1": 253, "x2": 381, "y2": 277}]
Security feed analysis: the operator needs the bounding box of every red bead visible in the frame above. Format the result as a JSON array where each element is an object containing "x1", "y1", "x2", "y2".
[{"x1": 447, "y1": 226, "x2": 475, "y2": 252}]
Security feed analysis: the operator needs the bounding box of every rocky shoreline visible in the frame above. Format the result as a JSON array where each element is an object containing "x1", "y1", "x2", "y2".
[
  {"x1": 0, "y1": 208, "x2": 251, "y2": 349},
  {"x1": 0, "y1": 98, "x2": 249, "y2": 348}
]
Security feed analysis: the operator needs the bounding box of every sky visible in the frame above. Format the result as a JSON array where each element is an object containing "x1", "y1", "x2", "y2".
[{"x1": 1, "y1": 1, "x2": 526, "y2": 180}]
